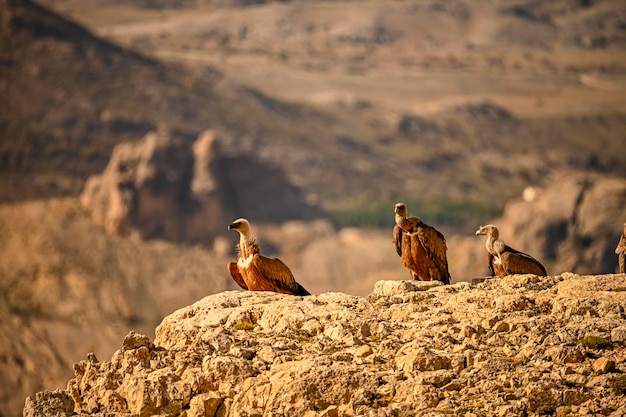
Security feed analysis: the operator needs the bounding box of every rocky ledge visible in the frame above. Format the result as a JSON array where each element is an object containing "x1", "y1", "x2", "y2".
[{"x1": 25, "y1": 273, "x2": 626, "y2": 417}]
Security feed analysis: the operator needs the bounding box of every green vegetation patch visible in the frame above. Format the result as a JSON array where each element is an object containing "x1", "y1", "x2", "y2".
[
  {"x1": 577, "y1": 335, "x2": 611, "y2": 350},
  {"x1": 233, "y1": 321, "x2": 256, "y2": 331},
  {"x1": 412, "y1": 297, "x2": 434, "y2": 305},
  {"x1": 292, "y1": 333, "x2": 311, "y2": 343}
]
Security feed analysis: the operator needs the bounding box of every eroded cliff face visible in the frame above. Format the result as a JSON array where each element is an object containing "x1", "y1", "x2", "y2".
[
  {"x1": 496, "y1": 175, "x2": 626, "y2": 275},
  {"x1": 24, "y1": 273, "x2": 626, "y2": 417},
  {"x1": 448, "y1": 173, "x2": 626, "y2": 278},
  {"x1": 80, "y1": 128, "x2": 326, "y2": 245}
]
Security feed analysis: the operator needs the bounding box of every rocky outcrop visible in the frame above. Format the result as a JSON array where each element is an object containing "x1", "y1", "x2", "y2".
[
  {"x1": 80, "y1": 129, "x2": 325, "y2": 245},
  {"x1": 24, "y1": 273, "x2": 626, "y2": 416},
  {"x1": 496, "y1": 174, "x2": 626, "y2": 274},
  {"x1": 449, "y1": 173, "x2": 626, "y2": 278}
]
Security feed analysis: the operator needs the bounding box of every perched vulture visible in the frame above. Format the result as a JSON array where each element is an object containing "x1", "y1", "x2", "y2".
[
  {"x1": 227, "y1": 218, "x2": 310, "y2": 296},
  {"x1": 475, "y1": 224, "x2": 547, "y2": 277},
  {"x1": 616, "y1": 222, "x2": 626, "y2": 274},
  {"x1": 392, "y1": 202, "x2": 451, "y2": 284}
]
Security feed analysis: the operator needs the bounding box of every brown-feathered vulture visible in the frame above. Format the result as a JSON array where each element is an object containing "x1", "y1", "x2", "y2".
[
  {"x1": 392, "y1": 202, "x2": 451, "y2": 284},
  {"x1": 227, "y1": 218, "x2": 310, "y2": 296},
  {"x1": 475, "y1": 224, "x2": 547, "y2": 277},
  {"x1": 616, "y1": 222, "x2": 626, "y2": 274}
]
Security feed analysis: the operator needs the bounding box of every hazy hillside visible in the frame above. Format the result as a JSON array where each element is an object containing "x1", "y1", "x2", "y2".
[
  {"x1": 0, "y1": 0, "x2": 362, "y2": 208},
  {"x1": 2, "y1": 0, "x2": 626, "y2": 224}
]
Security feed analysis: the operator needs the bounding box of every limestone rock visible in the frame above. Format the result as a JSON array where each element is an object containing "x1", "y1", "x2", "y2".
[
  {"x1": 24, "y1": 274, "x2": 626, "y2": 417},
  {"x1": 80, "y1": 129, "x2": 220, "y2": 243},
  {"x1": 612, "y1": 325, "x2": 626, "y2": 345},
  {"x1": 593, "y1": 357, "x2": 616, "y2": 374},
  {"x1": 80, "y1": 129, "x2": 325, "y2": 245},
  {"x1": 371, "y1": 279, "x2": 442, "y2": 298},
  {"x1": 122, "y1": 331, "x2": 150, "y2": 351},
  {"x1": 23, "y1": 389, "x2": 74, "y2": 417},
  {"x1": 188, "y1": 392, "x2": 222, "y2": 417}
]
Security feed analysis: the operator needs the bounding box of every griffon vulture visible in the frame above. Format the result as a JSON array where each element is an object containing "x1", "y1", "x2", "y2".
[
  {"x1": 392, "y1": 202, "x2": 451, "y2": 284},
  {"x1": 616, "y1": 222, "x2": 626, "y2": 273},
  {"x1": 227, "y1": 218, "x2": 310, "y2": 296},
  {"x1": 475, "y1": 224, "x2": 547, "y2": 277}
]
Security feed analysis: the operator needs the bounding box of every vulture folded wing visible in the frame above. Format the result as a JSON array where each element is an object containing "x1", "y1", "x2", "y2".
[
  {"x1": 500, "y1": 248, "x2": 547, "y2": 276},
  {"x1": 295, "y1": 282, "x2": 311, "y2": 296},
  {"x1": 227, "y1": 262, "x2": 248, "y2": 290},
  {"x1": 251, "y1": 255, "x2": 303, "y2": 295},
  {"x1": 415, "y1": 225, "x2": 448, "y2": 266},
  {"x1": 393, "y1": 224, "x2": 403, "y2": 256},
  {"x1": 415, "y1": 225, "x2": 450, "y2": 283},
  {"x1": 403, "y1": 233, "x2": 420, "y2": 275}
]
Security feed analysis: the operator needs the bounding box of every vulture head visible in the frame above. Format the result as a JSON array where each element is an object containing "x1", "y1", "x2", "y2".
[
  {"x1": 394, "y1": 202, "x2": 408, "y2": 217},
  {"x1": 475, "y1": 224, "x2": 500, "y2": 239},
  {"x1": 228, "y1": 218, "x2": 251, "y2": 237}
]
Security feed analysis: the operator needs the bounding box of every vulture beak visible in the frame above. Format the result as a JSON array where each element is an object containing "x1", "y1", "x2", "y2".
[
  {"x1": 228, "y1": 223, "x2": 236, "y2": 231},
  {"x1": 475, "y1": 226, "x2": 484, "y2": 236}
]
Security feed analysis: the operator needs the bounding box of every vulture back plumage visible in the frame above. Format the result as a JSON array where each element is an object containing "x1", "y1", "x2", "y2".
[{"x1": 476, "y1": 224, "x2": 546, "y2": 277}]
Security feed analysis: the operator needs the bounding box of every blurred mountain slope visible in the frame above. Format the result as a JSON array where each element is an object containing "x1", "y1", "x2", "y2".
[
  {"x1": 2, "y1": 0, "x2": 626, "y2": 220},
  {"x1": 0, "y1": 0, "x2": 354, "y2": 206}
]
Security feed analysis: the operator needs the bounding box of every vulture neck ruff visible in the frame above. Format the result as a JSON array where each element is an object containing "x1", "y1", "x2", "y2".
[
  {"x1": 236, "y1": 229, "x2": 255, "y2": 268},
  {"x1": 484, "y1": 227, "x2": 500, "y2": 257}
]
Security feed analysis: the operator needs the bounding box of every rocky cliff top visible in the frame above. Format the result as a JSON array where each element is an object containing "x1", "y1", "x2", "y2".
[{"x1": 24, "y1": 273, "x2": 626, "y2": 417}]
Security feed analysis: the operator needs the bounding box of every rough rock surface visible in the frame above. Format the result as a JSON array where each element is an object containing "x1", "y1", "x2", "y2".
[
  {"x1": 80, "y1": 129, "x2": 325, "y2": 244},
  {"x1": 25, "y1": 273, "x2": 626, "y2": 417}
]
